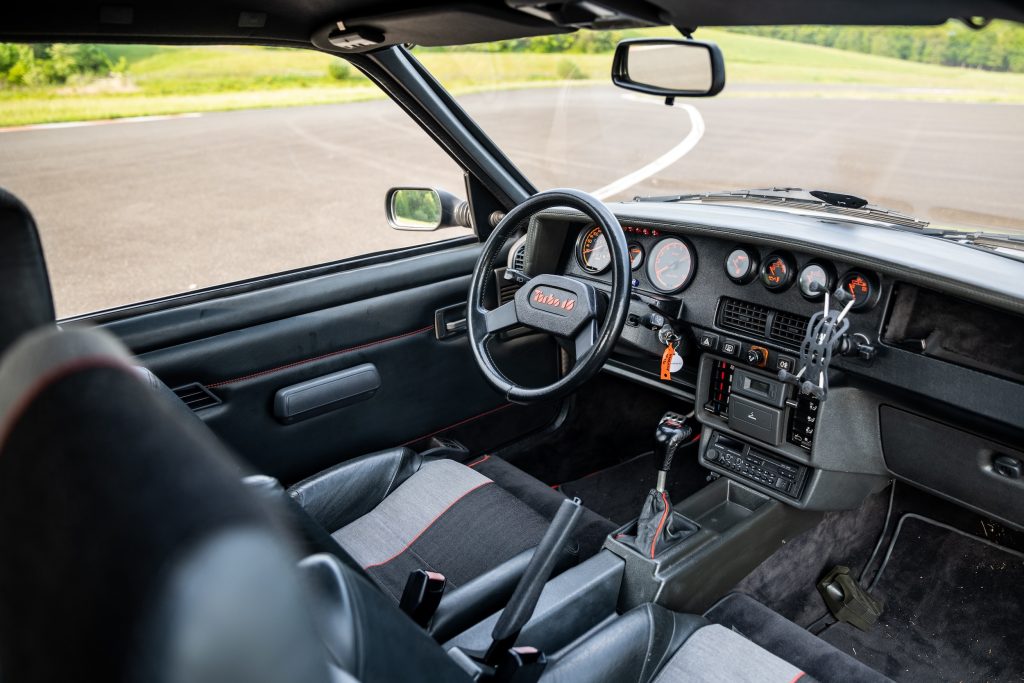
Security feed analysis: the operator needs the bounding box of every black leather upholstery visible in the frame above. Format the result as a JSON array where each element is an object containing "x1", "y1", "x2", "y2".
[
  {"x1": 543, "y1": 603, "x2": 709, "y2": 683},
  {"x1": 0, "y1": 188, "x2": 54, "y2": 355},
  {"x1": 301, "y1": 553, "x2": 470, "y2": 682},
  {"x1": 289, "y1": 446, "x2": 423, "y2": 531}
]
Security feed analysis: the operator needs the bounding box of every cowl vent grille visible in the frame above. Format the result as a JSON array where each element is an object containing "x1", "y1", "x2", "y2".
[
  {"x1": 717, "y1": 297, "x2": 810, "y2": 349},
  {"x1": 172, "y1": 383, "x2": 221, "y2": 411}
]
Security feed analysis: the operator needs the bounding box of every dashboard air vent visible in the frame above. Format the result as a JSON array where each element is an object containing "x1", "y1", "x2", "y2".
[
  {"x1": 496, "y1": 268, "x2": 520, "y2": 305},
  {"x1": 717, "y1": 297, "x2": 810, "y2": 349},
  {"x1": 172, "y1": 383, "x2": 221, "y2": 411},
  {"x1": 511, "y1": 244, "x2": 525, "y2": 271},
  {"x1": 770, "y1": 311, "x2": 811, "y2": 346},
  {"x1": 719, "y1": 298, "x2": 770, "y2": 336}
]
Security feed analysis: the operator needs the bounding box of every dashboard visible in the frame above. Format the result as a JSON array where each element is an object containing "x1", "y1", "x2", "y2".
[{"x1": 515, "y1": 201, "x2": 1024, "y2": 528}]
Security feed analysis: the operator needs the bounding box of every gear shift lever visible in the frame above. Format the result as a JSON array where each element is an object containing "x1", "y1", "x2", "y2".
[
  {"x1": 654, "y1": 412, "x2": 691, "y2": 492},
  {"x1": 630, "y1": 412, "x2": 693, "y2": 558}
]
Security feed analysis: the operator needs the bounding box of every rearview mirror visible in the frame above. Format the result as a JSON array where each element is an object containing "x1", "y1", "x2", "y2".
[
  {"x1": 612, "y1": 38, "x2": 725, "y2": 99},
  {"x1": 386, "y1": 187, "x2": 470, "y2": 231}
]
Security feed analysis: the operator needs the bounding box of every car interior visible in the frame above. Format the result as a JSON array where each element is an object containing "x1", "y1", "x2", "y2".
[{"x1": 2, "y1": 1, "x2": 1024, "y2": 682}]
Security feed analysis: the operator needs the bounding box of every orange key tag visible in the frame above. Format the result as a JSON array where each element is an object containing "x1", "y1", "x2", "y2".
[{"x1": 660, "y1": 344, "x2": 675, "y2": 380}]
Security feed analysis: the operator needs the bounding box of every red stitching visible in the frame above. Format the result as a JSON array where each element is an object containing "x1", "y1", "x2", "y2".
[
  {"x1": 467, "y1": 454, "x2": 492, "y2": 468},
  {"x1": 364, "y1": 480, "x2": 493, "y2": 569},
  {"x1": 649, "y1": 491, "x2": 670, "y2": 559},
  {"x1": 401, "y1": 403, "x2": 513, "y2": 446},
  {"x1": 208, "y1": 324, "x2": 434, "y2": 388}
]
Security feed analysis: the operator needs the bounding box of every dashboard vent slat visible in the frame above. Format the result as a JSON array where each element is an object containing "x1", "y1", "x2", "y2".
[{"x1": 171, "y1": 383, "x2": 221, "y2": 412}]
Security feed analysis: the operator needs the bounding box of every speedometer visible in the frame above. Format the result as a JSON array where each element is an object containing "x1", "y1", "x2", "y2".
[
  {"x1": 576, "y1": 226, "x2": 611, "y2": 274},
  {"x1": 646, "y1": 237, "x2": 696, "y2": 293}
]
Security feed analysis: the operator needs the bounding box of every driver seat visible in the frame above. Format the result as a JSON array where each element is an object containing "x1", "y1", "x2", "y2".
[{"x1": 287, "y1": 448, "x2": 615, "y2": 637}]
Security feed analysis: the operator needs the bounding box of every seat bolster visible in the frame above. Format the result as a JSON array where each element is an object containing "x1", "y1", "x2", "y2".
[
  {"x1": 541, "y1": 603, "x2": 708, "y2": 683},
  {"x1": 288, "y1": 447, "x2": 422, "y2": 532}
]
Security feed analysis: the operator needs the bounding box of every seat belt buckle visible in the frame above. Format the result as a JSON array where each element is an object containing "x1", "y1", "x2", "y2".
[
  {"x1": 493, "y1": 646, "x2": 546, "y2": 683},
  {"x1": 399, "y1": 569, "x2": 446, "y2": 627}
]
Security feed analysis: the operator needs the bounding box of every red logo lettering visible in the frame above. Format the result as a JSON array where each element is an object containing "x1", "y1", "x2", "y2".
[{"x1": 531, "y1": 288, "x2": 577, "y2": 312}]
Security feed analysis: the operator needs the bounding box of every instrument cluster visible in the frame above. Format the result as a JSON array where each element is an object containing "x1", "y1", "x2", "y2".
[{"x1": 575, "y1": 225, "x2": 697, "y2": 295}]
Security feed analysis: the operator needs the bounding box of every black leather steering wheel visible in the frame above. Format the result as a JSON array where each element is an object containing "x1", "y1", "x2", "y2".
[{"x1": 467, "y1": 189, "x2": 631, "y2": 403}]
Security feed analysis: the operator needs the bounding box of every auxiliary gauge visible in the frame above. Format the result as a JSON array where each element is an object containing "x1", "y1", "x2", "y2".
[
  {"x1": 838, "y1": 271, "x2": 878, "y2": 310},
  {"x1": 798, "y1": 262, "x2": 835, "y2": 300},
  {"x1": 760, "y1": 252, "x2": 795, "y2": 292},
  {"x1": 628, "y1": 243, "x2": 644, "y2": 271},
  {"x1": 724, "y1": 248, "x2": 758, "y2": 284}
]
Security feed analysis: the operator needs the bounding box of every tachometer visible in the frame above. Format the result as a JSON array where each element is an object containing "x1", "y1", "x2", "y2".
[
  {"x1": 725, "y1": 248, "x2": 758, "y2": 284},
  {"x1": 760, "y1": 252, "x2": 795, "y2": 292},
  {"x1": 576, "y1": 226, "x2": 611, "y2": 274},
  {"x1": 646, "y1": 237, "x2": 696, "y2": 293},
  {"x1": 798, "y1": 262, "x2": 835, "y2": 300},
  {"x1": 838, "y1": 271, "x2": 877, "y2": 310}
]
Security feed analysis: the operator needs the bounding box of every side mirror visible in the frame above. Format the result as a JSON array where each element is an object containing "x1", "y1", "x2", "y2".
[
  {"x1": 612, "y1": 38, "x2": 725, "y2": 99},
  {"x1": 386, "y1": 187, "x2": 471, "y2": 231}
]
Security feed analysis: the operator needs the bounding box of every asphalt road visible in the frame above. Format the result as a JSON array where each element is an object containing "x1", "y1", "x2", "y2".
[{"x1": 2, "y1": 85, "x2": 1022, "y2": 317}]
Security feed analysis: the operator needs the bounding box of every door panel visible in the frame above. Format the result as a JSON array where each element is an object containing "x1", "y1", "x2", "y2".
[{"x1": 110, "y1": 243, "x2": 559, "y2": 484}]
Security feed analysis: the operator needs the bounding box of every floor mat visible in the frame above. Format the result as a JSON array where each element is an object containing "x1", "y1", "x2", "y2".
[
  {"x1": 556, "y1": 442, "x2": 707, "y2": 525},
  {"x1": 820, "y1": 514, "x2": 1024, "y2": 682}
]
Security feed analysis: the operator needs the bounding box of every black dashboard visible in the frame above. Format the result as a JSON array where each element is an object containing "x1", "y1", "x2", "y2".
[{"x1": 516, "y1": 201, "x2": 1024, "y2": 528}]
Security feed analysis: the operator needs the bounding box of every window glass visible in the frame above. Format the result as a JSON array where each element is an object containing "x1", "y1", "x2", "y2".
[{"x1": 0, "y1": 44, "x2": 469, "y2": 318}]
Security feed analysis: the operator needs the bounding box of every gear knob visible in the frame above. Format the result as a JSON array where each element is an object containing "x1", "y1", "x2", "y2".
[{"x1": 654, "y1": 412, "x2": 692, "y2": 492}]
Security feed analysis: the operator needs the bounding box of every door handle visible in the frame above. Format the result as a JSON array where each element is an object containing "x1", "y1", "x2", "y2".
[{"x1": 435, "y1": 303, "x2": 468, "y2": 340}]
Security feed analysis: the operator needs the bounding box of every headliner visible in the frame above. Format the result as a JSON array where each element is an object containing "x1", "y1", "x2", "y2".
[{"x1": 2, "y1": 1, "x2": 1022, "y2": 52}]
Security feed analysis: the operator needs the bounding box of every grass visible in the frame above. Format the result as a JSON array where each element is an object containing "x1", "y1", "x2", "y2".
[{"x1": 2, "y1": 29, "x2": 1022, "y2": 127}]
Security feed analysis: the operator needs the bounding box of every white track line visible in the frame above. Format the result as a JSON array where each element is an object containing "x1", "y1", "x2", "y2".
[
  {"x1": 0, "y1": 112, "x2": 202, "y2": 134},
  {"x1": 591, "y1": 95, "x2": 704, "y2": 200}
]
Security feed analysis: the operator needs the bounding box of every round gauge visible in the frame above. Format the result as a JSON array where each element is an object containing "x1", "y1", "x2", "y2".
[
  {"x1": 646, "y1": 237, "x2": 696, "y2": 293},
  {"x1": 725, "y1": 248, "x2": 758, "y2": 284},
  {"x1": 576, "y1": 225, "x2": 611, "y2": 274},
  {"x1": 628, "y1": 243, "x2": 644, "y2": 271},
  {"x1": 760, "y1": 252, "x2": 796, "y2": 291},
  {"x1": 838, "y1": 271, "x2": 877, "y2": 311},
  {"x1": 798, "y1": 262, "x2": 834, "y2": 300}
]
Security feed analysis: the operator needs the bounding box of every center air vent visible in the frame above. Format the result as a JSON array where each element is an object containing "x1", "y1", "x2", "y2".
[
  {"x1": 717, "y1": 297, "x2": 810, "y2": 349},
  {"x1": 719, "y1": 299, "x2": 770, "y2": 336}
]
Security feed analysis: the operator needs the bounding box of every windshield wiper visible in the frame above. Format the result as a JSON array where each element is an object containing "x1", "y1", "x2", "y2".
[
  {"x1": 634, "y1": 187, "x2": 931, "y2": 232},
  {"x1": 937, "y1": 231, "x2": 1024, "y2": 263}
]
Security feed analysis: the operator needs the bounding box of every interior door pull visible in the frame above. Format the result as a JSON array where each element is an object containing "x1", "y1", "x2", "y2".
[{"x1": 435, "y1": 303, "x2": 468, "y2": 340}]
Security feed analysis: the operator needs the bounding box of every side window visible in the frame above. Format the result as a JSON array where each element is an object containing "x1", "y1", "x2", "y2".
[{"x1": 0, "y1": 43, "x2": 470, "y2": 318}]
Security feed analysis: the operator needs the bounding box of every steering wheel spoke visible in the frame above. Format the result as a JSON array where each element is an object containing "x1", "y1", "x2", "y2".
[
  {"x1": 484, "y1": 300, "x2": 520, "y2": 335},
  {"x1": 573, "y1": 319, "x2": 599, "y2": 361}
]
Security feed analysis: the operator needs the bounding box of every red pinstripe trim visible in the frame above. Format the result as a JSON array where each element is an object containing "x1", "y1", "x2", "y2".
[
  {"x1": 207, "y1": 324, "x2": 434, "y2": 388},
  {"x1": 364, "y1": 480, "x2": 493, "y2": 569},
  {"x1": 0, "y1": 357, "x2": 132, "y2": 451},
  {"x1": 650, "y1": 491, "x2": 671, "y2": 559},
  {"x1": 789, "y1": 673, "x2": 806, "y2": 683},
  {"x1": 467, "y1": 454, "x2": 492, "y2": 468},
  {"x1": 401, "y1": 403, "x2": 513, "y2": 446}
]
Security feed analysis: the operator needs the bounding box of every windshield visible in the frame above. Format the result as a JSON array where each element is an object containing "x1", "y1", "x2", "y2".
[{"x1": 422, "y1": 23, "x2": 1024, "y2": 235}]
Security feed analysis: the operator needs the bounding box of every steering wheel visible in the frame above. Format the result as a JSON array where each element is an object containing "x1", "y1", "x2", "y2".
[{"x1": 467, "y1": 188, "x2": 631, "y2": 403}]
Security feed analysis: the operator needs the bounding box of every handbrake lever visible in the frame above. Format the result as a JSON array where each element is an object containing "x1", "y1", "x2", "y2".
[{"x1": 483, "y1": 497, "x2": 583, "y2": 667}]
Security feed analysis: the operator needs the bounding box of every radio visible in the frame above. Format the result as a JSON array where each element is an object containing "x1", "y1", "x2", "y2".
[{"x1": 704, "y1": 432, "x2": 808, "y2": 498}]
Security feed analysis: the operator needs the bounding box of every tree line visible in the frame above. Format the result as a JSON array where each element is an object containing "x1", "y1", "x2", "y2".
[{"x1": 728, "y1": 22, "x2": 1024, "y2": 73}]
